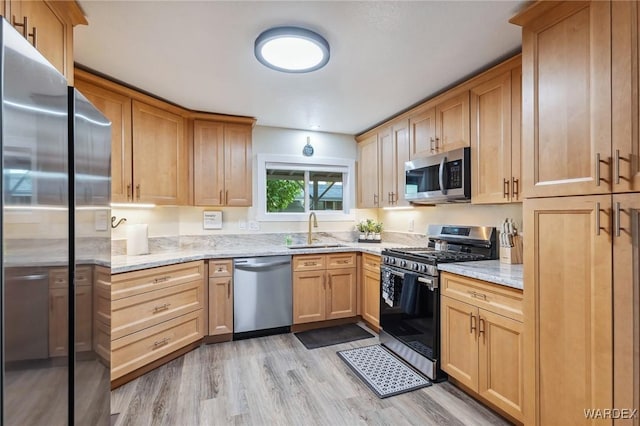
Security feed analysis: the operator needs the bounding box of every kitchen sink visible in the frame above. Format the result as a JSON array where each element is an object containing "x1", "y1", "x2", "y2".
[{"x1": 287, "y1": 243, "x2": 347, "y2": 250}]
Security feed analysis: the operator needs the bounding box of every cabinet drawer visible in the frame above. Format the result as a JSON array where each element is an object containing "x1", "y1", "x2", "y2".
[
  {"x1": 111, "y1": 280, "x2": 204, "y2": 340},
  {"x1": 209, "y1": 259, "x2": 232, "y2": 277},
  {"x1": 111, "y1": 309, "x2": 204, "y2": 380},
  {"x1": 49, "y1": 268, "x2": 68, "y2": 289},
  {"x1": 112, "y1": 260, "x2": 204, "y2": 300},
  {"x1": 362, "y1": 253, "x2": 381, "y2": 274},
  {"x1": 94, "y1": 266, "x2": 111, "y2": 325},
  {"x1": 327, "y1": 252, "x2": 356, "y2": 269},
  {"x1": 76, "y1": 266, "x2": 92, "y2": 286},
  {"x1": 93, "y1": 320, "x2": 110, "y2": 364},
  {"x1": 441, "y1": 272, "x2": 523, "y2": 321},
  {"x1": 292, "y1": 254, "x2": 326, "y2": 272}
]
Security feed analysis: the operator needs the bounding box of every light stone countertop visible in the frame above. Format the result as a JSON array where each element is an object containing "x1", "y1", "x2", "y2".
[
  {"x1": 111, "y1": 241, "x2": 406, "y2": 274},
  {"x1": 438, "y1": 260, "x2": 523, "y2": 290}
]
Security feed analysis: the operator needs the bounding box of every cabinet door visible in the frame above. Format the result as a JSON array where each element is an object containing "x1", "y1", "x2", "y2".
[
  {"x1": 224, "y1": 123, "x2": 252, "y2": 206},
  {"x1": 293, "y1": 271, "x2": 325, "y2": 324},
  {"x1": 436, "y1": 91, "x2": 470, "y2": 153},
  {"x1": 393, "y1": 119, "x2": 410, "y2": 206},
  {"x1": 208, "y1": 276, "x2": 233, "y2": 335},
  {"x1": 409, "y1": 106, "x2": 436, "y2": 159},
  {"x1": 478, "y1": 309, "x2": 524, "y2": 422},
  {"x1": 357, "y1": 134, "x2": 379, "y2": 208},
  {"x1": 361, "y1": 268, "x2": 380, "y2": 331},
  {"x1": 132, "y1": 100, "x2": 187, "y2": 205},
  {"x1": 49, "y1": 287, "x2": 68, "y2": 357},
  {"x1": 440, "y1": 295, "x2": 478, "y2": 391},
  {"x1": 612, "y1": 1, "x2": 640, "y2": 193},
  {"x1": 510, "y1": 66, "x2": 522, "y2": 201},
  {"x1": 523, "y1": 195, "x2": 612, "y2": 426},
  {"x1": 193, "y1": 120, "x2": 225, "y2": 206},
  {"x1": 471, "y1": 71, "x2": 512, "y2": 204},
  {"x1": 612, "y1": 193, "x2": 640, "y2": 420},
  {"x1": 378, "y1": 126, "x2": 395, "y2": 206},
  {"x1": 20, "y1": 0, "x2": 66, "y2": 76},
  {"x1": 75, "y1": 79, "x2": 133, "y2": 203},
  {"x1": 520, "y1": 1, "x2": 611, "y2": 198},
  {"x1": 75, "y1": 285, "x2": 92, "y2": 352},
  {"x1": 326, "y1": 268, "x2": 357, "y2": 320}
]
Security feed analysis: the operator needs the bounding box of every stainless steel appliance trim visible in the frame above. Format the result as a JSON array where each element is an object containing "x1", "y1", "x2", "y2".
[
  {"x1": 380, "y1": 330, "x2": 436, "y2": 380},
  {"x1": 385, "y1": 268, "x2": 438, "y2": 290}
]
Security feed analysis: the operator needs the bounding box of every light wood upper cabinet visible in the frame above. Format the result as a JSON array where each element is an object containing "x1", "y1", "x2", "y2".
[
  {"x1": 4, "y1": 1, "x2": 86, "y2": 84},
  {"x1": 132, "y1": 100, "x2": 188, "y2": 205},
  {"x1": 409, "y1": 92, "x2": 470, "y2": 158},
  {"x1": 193, "y1": 120, "x2": 253, "y2": 207},
  {"x1": 512, "y1": 1, "x2": 612, "y2": 198},
  {"x1": 74, "y1": 78, "x2": 133, "y2": 203},
  {"x1": 393, "y1": 120, "x2": 410, "y2": 206},
  {"x1": 612, "y1": 0, "x2": 640, "y2": 193},
  {"x1": 378, "y1": 126, "x2": 394, "y2": 206},
  {"x1": 356, "y1": 133, "x2": 379, "y2": 208},
  {"x1": 523, "y1": 195, "x2": 613, "y2": 426},
  {"x1": 471, "y1": 61, "x2": 522, "y2": 204}
]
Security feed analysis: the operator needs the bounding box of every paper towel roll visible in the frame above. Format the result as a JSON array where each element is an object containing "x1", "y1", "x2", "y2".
[{"x1": 127, "y1": 224, "x2": 149, "y2": 255}]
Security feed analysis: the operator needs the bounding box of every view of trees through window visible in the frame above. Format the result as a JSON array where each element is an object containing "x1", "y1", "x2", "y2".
[{"x1": 266, "y1": 169, "x2": 343, "y2": 213}]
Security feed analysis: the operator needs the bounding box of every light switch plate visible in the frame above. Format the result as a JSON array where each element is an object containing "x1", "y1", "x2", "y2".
[
  {"x1": 248, "y1": 220, "x2": 260, "y2": 231},
  {"x1": 238, "y1": 221, "x2": 246, "y2": 230},
  {"x1": 203, "y1": 211, "x2": 223, "y2": 230}
]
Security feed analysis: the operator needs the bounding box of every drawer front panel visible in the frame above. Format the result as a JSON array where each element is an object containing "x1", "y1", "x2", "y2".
[
  {"x1": 49, "y1": 268, "x2": 68, "y2": 289},
  {"x1": 112, "y1": 260, "x2": 204, "y2": 300},
  {"x1": 209, "y1": 259, "x2": 232, "y2": 277},
  {"x1": 441, "y1": 272, "x2": 523, "y2": 321},
  {"x1": 111, "y1": 280, "x2": 204, "y2": 340},
  {"x1": 93, "y1": 319, "x2": 110, "y2": 364},
  {"x1": 292, "y1": 254, "x2": 326, "y2": 272},
  {"x1": 111, "y1": 310, "x2": 204, "y2": 380},
  {"x1": 94, "y1": 266, "x2": 111, "y2": 325},
  {"x1": 362, "y1": 253, "x2": 381, "y2": 274},
  {"x1": 326, "y1": 252, "x2": 357, "y2": 269}
]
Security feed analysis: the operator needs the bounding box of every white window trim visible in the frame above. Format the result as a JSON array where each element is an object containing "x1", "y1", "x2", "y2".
[{"x1": 256, "y1": 154, "x2": 356, "y2": 222}]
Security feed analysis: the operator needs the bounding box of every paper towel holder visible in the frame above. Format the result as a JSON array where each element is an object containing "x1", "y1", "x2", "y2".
[{"x1": 111, "y1": 216, "x2": 127, "y2": 229}]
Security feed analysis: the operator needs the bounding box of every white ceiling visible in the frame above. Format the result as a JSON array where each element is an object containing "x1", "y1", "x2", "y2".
[{"x1": 74, "y1": 1, "x2": 525, "y2": 135}]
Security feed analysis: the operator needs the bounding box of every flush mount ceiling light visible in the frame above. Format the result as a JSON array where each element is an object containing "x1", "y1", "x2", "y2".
[{"x1": 254, "y1": 26, "x2": 330, "y2": 73}]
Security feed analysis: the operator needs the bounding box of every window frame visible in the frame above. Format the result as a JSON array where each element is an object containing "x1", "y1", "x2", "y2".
[{"x1": 256, "y1": 154, "x2": 355, "y2": 222}]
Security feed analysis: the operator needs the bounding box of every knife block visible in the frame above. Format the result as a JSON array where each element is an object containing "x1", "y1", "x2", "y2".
[{"x1": 500, "y1": 235, "x2": 523, "y2": 264}]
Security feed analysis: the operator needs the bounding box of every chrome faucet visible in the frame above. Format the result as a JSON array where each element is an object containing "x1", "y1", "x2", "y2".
[{"x1": 307, "y1": 212, "x2": 318, "y2": 245}]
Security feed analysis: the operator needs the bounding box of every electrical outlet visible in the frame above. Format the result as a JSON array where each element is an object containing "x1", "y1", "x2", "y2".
[
  {"x1": 248, "y1": 220, "x2": 260, "y2": 231},
  {"x1": 408, "y1": 219, "x2": 414, "y2": 232},
  {"x1": 238, "y1": 221, "x2": 246, "y2": 230}
]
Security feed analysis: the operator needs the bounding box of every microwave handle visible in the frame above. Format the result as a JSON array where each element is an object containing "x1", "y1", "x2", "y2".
[{"x1": 439, "y1": 155, "x2": 447, "y2": 195}]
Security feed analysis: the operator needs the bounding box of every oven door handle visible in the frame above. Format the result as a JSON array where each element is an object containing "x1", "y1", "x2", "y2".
[
  {"x1": 385, "y1": 268, "x2": 438, "y2": 291},
  {"x1": 439, "y1": 155, "x2": 447, "y2": 195}
]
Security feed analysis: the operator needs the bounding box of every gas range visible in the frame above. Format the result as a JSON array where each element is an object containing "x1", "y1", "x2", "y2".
[{"x1": 381, "y1": 224, "x2": 497, "y2": 277}]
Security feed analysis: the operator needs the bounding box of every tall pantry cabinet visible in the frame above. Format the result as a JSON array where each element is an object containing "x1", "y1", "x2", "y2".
[{"x1": 511, "y1": 1, "x2": 639, "y2": 425}]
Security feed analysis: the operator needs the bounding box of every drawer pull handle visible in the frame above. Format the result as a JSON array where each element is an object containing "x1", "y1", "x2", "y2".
[
  {"x1": 468, "y1": 290, "x2": 487, "y2": 300},
  {"x1": 154, "y1": 276, "x2": 171, "y2": 283},
  {"x1": 304, "y1": 262, "x2": 317, "y2": 266},
  {"x1": 153, "y1": 303, "x2": 171, "y2": 313},
  {"x1": 337, "y1": 260, "x2": 349, "y2": 264},
  {"x1": 152, "y1": 337, "x2": 170, "y2": 349},
  {"x1": 216, "y1": 267, "x2": 225, "y2": 272}
]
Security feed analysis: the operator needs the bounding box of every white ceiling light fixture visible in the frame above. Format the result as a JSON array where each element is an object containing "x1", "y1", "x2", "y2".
[{"x1": 254, "y1": 26, "x2": 330, "y2": 73}]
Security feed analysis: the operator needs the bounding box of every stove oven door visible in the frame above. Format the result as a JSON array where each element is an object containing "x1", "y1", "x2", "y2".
[{"x1": 380, "y1": 267, "x2": 439, "y2": 362}]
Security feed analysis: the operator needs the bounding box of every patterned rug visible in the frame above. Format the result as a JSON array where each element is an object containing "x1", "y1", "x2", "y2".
[{"x1": 337, "y1": 344, "x2": 431, "y2": 398}]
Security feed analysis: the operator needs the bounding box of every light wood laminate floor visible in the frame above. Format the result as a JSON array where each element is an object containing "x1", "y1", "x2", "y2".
[{"x1": 111, "y1": 327, "x2": 510, "y2": 426}]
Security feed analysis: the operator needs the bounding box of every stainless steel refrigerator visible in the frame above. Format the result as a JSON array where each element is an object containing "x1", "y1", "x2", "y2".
[{"x1": 1, "y1": 19, "x2": 111, "y2": 425}]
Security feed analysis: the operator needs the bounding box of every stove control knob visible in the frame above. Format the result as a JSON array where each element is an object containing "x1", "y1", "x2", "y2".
[
  {"x1": 421, "y1": 265, "x2": 427, "y2": 273},
  {"x1": 413, "y1": 263, "x2": 419, "y2": 271},
  {"x1": 389, "y1": 257, "x2": 395, "y2": 265},
  {"x1": 400, "y1": 260, "x2": 407, "y2": 267}
]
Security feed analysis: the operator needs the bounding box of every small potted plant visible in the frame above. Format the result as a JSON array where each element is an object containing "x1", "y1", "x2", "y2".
[
  {"x1": 366, "y1": 219, "x2": 376, "y2": 240},
  {"x1": 373, "y1": 222, "x2": 383, "y2": 240},
  {"x1": 356, "y1": 219, "x2": 368, "y2": 240}
]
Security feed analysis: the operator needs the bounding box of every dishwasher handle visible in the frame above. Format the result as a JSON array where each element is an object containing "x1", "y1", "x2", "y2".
[{"x1": 234, "y1": 260, "x2": 291, "y2": 271}]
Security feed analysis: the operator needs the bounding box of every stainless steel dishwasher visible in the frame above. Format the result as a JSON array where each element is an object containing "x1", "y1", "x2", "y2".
[{"x1": 233, "y1": 255, "x2": 292, "y2": 335}]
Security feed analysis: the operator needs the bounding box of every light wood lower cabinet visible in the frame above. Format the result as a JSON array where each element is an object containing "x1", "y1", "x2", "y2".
[
  {"x1": 360, "y1": 253, "x2": 380, "y2": 332},
  {"x1": 48, "y1": 266, "x2": 93, "y2": 357},
  {"x1": 111, "y1": 261, "x2": 205, "y2": 382},
  {"x1": 208, "y1": 259, "x2": 233, "y2": 336},
  {"x1": 293, "y1": 253, "x2": 356, "y2": 324},
  {"x1": 93, "y1": 266, "x2": 111, "y2": 364},
  {"x1": 440, "y1": 272, "x2": 524, "y2": 422}
]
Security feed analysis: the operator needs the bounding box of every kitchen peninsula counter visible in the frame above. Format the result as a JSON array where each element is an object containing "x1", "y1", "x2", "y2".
[{"x1": 438, "y1": 260, "x2": 523, "y2": 290}]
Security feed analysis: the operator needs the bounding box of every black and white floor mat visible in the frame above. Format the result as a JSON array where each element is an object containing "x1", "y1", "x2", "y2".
[{"x1": 337, "y1": 344, "x2": 431, "y2": 398}]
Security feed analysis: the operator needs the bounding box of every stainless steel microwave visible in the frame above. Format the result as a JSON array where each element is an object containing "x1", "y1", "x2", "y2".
[{"x1": 404, "y1": 147, "x2": 471, "y2": 204}]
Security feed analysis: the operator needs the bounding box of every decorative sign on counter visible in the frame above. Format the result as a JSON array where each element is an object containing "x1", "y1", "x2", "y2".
[{"x1": 203, "y1": 211, "x2": 223, "y2": 230}]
